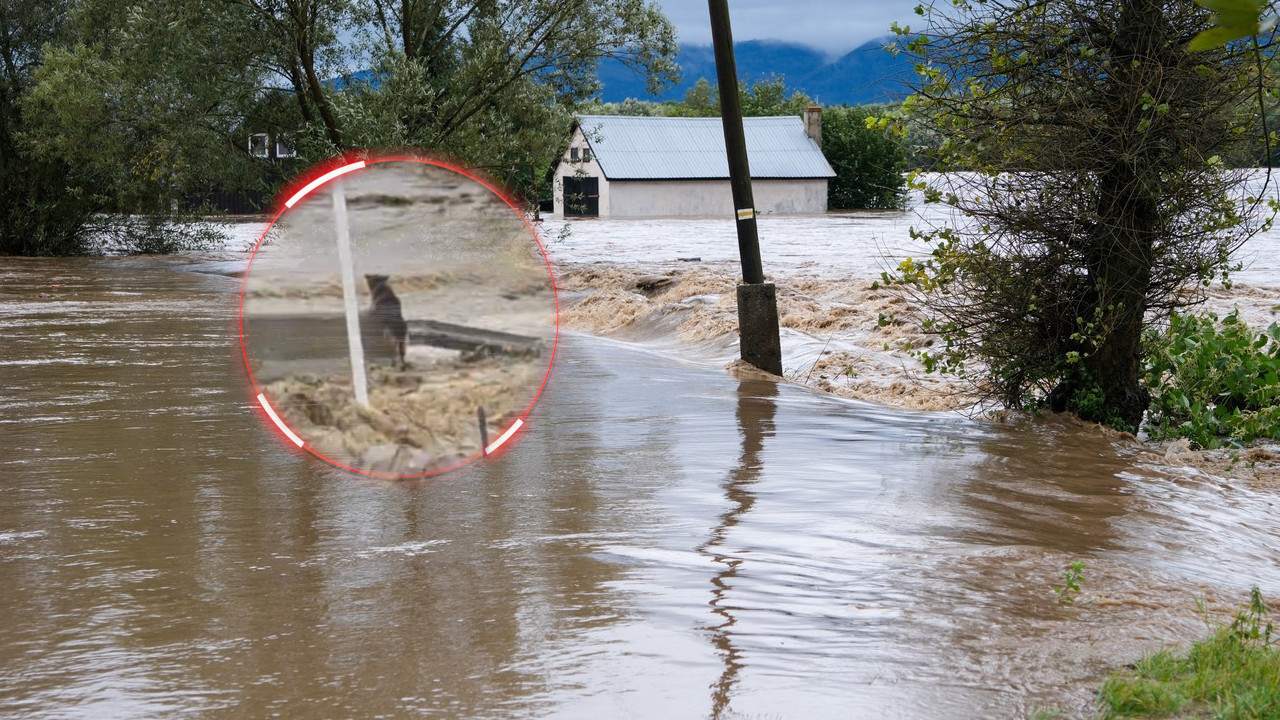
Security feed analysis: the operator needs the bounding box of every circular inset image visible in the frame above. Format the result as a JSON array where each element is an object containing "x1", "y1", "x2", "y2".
[{"x1": 240, "y1": 155, "x2": 558, "y2": 479}]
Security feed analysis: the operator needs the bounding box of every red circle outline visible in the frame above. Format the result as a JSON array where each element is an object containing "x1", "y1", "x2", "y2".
[{"x1": 239, "y1": 152, "x2": 561, "y2": 480}]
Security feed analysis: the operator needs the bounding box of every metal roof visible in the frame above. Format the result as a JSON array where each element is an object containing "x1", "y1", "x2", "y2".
[{"x1": 575, "y1": 115, "x2": 836, "y2": 181}]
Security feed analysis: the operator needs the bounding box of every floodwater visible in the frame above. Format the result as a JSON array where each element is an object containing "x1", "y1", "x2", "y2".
[
  {"x1": 541, "y1": 175, "x2": 1280, "y2": 411},
  {"x1": 3, "y1": 253, "x2": 1280, "y2": 719}
]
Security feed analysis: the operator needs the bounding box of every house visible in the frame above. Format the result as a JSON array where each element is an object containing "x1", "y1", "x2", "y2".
[
  {"x1": 553, "y1": 110, "x2": 835, "y2": 218},
  {"x1": 247, "y1": 132, "x2": 297, "y2": 161}
]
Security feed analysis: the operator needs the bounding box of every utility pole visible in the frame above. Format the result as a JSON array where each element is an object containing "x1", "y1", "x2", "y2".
[
  {"x1": 709, "y1": 0, "x2": 783, "y2": 376},
  {"x1": 333, "y1": 179, "x2": 369, "y2": 407}
]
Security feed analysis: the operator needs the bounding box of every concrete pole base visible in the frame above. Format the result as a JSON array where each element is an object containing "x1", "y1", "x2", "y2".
[{"x1": 736, "y1": 283, "x2": 783, "y2": 376}]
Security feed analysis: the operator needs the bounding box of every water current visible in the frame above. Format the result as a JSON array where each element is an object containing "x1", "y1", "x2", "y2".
[{"x1": 2, "y1": 249, "x2": 1279, "y2": 718}]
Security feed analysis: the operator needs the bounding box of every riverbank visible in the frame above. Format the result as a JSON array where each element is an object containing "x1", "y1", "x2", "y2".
[{"x1": 1094, "y1": 587, "x2": 1280, "y2": 719}]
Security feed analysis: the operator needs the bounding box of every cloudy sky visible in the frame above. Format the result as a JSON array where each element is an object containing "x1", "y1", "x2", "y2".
[{"x1": 651, "y1": 0, "x2": 923, "y2": 56}]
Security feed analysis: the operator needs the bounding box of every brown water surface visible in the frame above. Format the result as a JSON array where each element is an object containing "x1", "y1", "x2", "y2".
[{"x1": 2, "y1": 258, "x2": 1279, "y2": 719}]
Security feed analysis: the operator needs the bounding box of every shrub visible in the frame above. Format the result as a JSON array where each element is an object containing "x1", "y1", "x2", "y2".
[
  {"x1": 1142, "y1": 310, "x2": 1280, "y2": 449},
  {"x1": 824, "y1": 105, "x2": 907, "y2": 210}
]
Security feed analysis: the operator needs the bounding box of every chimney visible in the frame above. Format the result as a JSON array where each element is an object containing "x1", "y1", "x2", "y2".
[{"x1": 804, "y1": 106, "x2": 822, "y2": 148}]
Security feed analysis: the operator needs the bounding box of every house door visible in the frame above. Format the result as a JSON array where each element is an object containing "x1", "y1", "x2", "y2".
[{"x1": 563, "y1": 177, "x2": 599, "y2": 217}]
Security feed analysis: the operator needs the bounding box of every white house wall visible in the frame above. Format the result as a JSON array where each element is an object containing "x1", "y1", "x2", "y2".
[
  {"x1": 553, "y1": 128, "x2": 610, "y2": 217},
  {"x1": 608, "y1": 179, "x2": 828, "y2": 217}
]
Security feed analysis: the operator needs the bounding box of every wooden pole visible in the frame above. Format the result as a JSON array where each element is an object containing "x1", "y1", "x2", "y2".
[
  {"x1": 709, "y1": 0, "x2": 783, "y2": 375},
  {"x1": 709, "y1": 0, "x2": 762, "y2": 284}
]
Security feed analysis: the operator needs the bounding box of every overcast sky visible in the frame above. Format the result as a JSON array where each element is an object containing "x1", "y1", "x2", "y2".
[{"x1": 652, "y1": 0, "x2": 923, "y2": 57}]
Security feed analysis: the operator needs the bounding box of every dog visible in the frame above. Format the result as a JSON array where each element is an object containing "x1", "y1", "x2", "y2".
[{"x1": 363, "y1": 274, "x2": 408, "y2": 369}]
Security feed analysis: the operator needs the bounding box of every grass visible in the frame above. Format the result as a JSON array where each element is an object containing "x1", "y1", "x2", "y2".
[{"x1": 1098, "y1": 587, "x2": 1280, "y2": 719}]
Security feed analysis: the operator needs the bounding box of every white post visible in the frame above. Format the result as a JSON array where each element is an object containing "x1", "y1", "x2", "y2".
[{"x1": 332, "y1": 179, "x2": 369, "y2": 407}]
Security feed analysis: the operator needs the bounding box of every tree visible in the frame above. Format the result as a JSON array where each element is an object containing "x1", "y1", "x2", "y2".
[
  {"x1": 887, "y1": 0, "x2": 1271, "y2": 430},
  {"x1": 823, "y1": 105, "x2": 906, "y2": 210},
  {"x1": 23, "y1": 1, "x2": 269, "y2": 216},
  {"x1": 5, "y1": 0, "x2": 679, "y2": 255},
  {"x1": 673, "y1": 77, "x2": 717, "y2": 116},
  {"x1": 222, "y1": 0, "x2": 364, "y2": 150},
  {"x1": 0, "y1": 0, "x2": 91, "y2": 255},
  {"x1": 320, "y1": 0, "x2": 679, "y2": 205},
  {"x1": 666, "y1": 74, "x2": 812, "y2": 118}
]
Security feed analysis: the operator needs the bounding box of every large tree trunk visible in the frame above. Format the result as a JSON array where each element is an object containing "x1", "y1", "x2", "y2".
[
  {"x1": 301, "y1": 51, "x2": 342, "y2": 149},
  {"x1": 1058, "y1": 0, "x2": 1164, "y2": 430},
  {"x1": 1086, "y1": 165, "x2": 1157, "y2": 430},
  {"x1": 1048, "y1": 163, "x2": 1156, "y2": 431}
]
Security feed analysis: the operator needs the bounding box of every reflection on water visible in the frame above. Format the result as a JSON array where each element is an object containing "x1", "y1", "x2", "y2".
[
  {"x1": 702, "y1": 379, "x2": 776, "y2": 718},
  {"x1": 2, "y1": 259, "x2": 1280, "y2": 719}
]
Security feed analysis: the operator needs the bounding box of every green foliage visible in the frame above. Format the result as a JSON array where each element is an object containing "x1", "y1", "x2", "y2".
[
  {"x1": 653, "y1": 74, "x2": 814, "y2": 118},
  {"x1": 739, "y1": 75, "x2": 813, "y2": 118},
  {"x1": 22, "y1": 1, "x2": 266, "y2": 213},
  {"x1": 3, "y1": 0, "x2": 681, "y2": 254},
  {"x1": 3, "y1": 0, "x2": 266, "y2": 254},
  {"x1": 328, "y1": 51, "x2": 576, "y2": 207},
  {"x1": 1051, "y1": 561, "x2": 1087, "y2": 605},
  {"x1": 824, "y1": 105, "x2": 906, "y2": 210},
  {"x1": 0, "y1": 0, "x2": 93, "y2": 255},
  {"x1": 1065, "y1": 371, "x2": 1137, "y2": 434},
  {"x1": 675, "y1": 77, "x2": 718, "y2": 117},
  {"x1": 1142, "y1": 310, "x2": 1280, "y2": 449},
  {"x1": 578, "y1": 97, "x2": 669, "y2": 117},
  {"x1": 1189, "y1": 0, "x2": 1275, "y2": 50},
  {"x1": 1099, "y1": 587, "x2": 1279, "y2": 719}
]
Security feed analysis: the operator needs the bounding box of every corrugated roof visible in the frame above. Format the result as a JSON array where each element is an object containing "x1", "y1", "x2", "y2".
[{"x1": 575, "y1": 115, "x2": 836, "y2": 181}]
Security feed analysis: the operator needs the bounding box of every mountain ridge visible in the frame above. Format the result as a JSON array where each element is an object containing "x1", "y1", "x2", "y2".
[{"x1": 597, "y1": 37, "x2": 915, "y2": 107}]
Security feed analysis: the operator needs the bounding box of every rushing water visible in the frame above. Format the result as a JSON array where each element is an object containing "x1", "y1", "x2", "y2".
[{"x1": 2, "y1": 254, "x2": 1280, "y2": 719}]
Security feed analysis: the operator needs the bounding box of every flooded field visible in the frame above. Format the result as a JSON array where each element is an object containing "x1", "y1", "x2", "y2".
[{"x1": 1, "y1": 195, "x2": 1279, "y2": 718}]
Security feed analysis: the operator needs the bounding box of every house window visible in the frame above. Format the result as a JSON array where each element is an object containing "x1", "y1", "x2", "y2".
[
  {"x1": 570, "y1": 147, "x2": 580, "y2": 161},
  {"x1": 582, "y1": 148, "x2": 592, "y2": 162},
  {"x1": 248, "y1": 133, "x2": 270, "y2": 158},
  {"x1": 275, "y1": 136, "x2": 296, "y2": 158}
]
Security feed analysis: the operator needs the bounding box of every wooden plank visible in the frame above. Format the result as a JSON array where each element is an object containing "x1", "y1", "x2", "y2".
[
  {"x1": 243, "y1": 313, "x2": 543, "y2": 363},
  {"x1": 407, "y1": 319, "x2": 543, "y2": 355}
]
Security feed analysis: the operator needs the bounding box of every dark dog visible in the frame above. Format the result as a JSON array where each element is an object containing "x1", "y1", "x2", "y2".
[{"x1": 363, "y1": 274, "x2": 408, "y2": 369}]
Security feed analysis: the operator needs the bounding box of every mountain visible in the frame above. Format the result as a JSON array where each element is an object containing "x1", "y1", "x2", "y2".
[{"x1": 596, "y1": 37, "x2": 914, "y2": 107}]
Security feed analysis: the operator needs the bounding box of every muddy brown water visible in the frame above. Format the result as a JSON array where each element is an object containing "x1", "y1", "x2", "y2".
[{"x1": 3, "y1": 257, "x2": 1280, "y2": 719}]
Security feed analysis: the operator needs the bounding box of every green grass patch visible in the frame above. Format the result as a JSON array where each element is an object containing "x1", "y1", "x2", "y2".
[{"x1": 1099, "y1": 587, "x2": 1280, "y2": 719}]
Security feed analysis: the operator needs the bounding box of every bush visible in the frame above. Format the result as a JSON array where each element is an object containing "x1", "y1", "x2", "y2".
[
  {"x1": 823, "y1": 105, "x2": 907, "y2": 210},
  {"x1": 1142, "y1": 310, "x2": 1280, "y2": 449}
]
